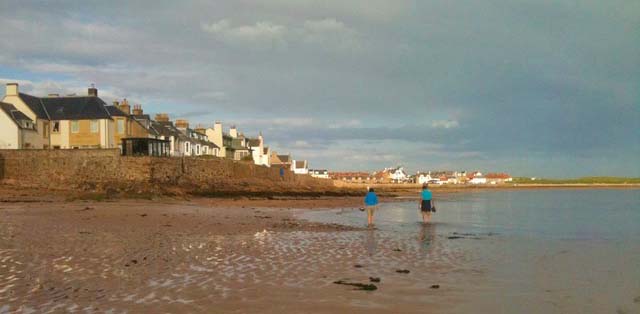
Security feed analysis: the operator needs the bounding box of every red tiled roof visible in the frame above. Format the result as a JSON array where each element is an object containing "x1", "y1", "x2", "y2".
[{"x1": 485, "y1": 173, "x2": 512, "y2": 179}]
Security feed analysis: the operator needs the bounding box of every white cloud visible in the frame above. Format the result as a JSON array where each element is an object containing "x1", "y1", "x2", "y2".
[
  {"x1": 201, "y1": 18, "x2": 363, "y2": 51},
  {"x1": 431, "y1": 119, "x2": 459, "y2": 129},
  {"x1": 201, "y1": 19, "x2": 287, "y2": 48},
  {"x1": 328, "y1": 119, "x2": 362, "y2": 129}
]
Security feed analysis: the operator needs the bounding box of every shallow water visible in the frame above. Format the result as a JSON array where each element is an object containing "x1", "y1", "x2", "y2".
[{"x1": 300, "y1": 189, "x2": 640, "y2": 313}]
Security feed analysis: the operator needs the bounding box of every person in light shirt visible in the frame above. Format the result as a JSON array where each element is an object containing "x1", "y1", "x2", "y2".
[{"x1": 420, "y1": 184, "x2": 436, "y2": 223}]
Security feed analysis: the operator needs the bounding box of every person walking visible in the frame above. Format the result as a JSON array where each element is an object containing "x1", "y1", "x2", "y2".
[
  {"x1": 420, "y1": 184, "x2": 435, "y2": 223},
  {"x1": 364, "y1": 188, "x2": 379, "y2": 227}
]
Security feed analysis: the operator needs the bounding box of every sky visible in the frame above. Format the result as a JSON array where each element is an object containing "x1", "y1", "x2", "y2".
[{"x1": 0, "y1": 0, "x2": 638, "y2": 177}]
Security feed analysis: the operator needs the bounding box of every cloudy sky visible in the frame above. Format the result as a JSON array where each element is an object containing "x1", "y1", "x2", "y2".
[{"x1": 0, "y1": 0, "x2": 638, "y2": 177}]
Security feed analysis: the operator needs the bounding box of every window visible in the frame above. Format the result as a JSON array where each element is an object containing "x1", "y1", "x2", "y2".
[
  {"x1": 117, "y1": 119, "x2": 125, "y2": 134},
  {"x1": 43, "y1": 122, "x2": 49, "y2": 138},
  {"x1": 90, "y1": 120, "x2": 99, "y2": 133},
  {"x1": 71, "y1": 121, "x2": 79, "y2": 133},
  {"x1": 52, "y1": 121, "x2": 60, "y2": 133}
]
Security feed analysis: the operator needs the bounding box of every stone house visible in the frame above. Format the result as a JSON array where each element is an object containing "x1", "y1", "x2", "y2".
[
  {"x1": 1, "y1": 83, "x2": 157, "y2": 150},
  {"x1": 270, "y1": 152, "x2": 292, "y2": 170}
]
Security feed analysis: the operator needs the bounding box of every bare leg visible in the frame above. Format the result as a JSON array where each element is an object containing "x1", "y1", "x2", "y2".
[
  {"x1": 367, "y1": 208, "x2": 374, "y2": 226},
  {"x1": 422, "y1": 211, "x2": 432, "y2": 224}
]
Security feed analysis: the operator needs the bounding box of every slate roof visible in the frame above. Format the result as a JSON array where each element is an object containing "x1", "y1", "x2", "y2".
[
  {"x1": 0, "y1": 102, "x2": 35, "y2": 129},
  {"x1": 247, "y1": 138, "x2": 261, "y2": 147},
  {"x1": 19, "y1": 93, "x2": 49, "y2": 119},
  {"x1": 42, "y1": 96, "x2": 112, "y2": 120},
  {"x1": 105, "y1": 105, "x2": 127, "y2": 117},
  {"x1": 132, "y1": 114, "x2": 151, "y2": 121},
  {"x1": 153, "y1": 121, "x2": 190, "y2": 141}
]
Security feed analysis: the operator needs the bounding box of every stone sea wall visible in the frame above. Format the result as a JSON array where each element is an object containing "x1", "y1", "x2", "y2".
[{"x1": 0, "y1": 149, "x2": 334, "y2": 195}]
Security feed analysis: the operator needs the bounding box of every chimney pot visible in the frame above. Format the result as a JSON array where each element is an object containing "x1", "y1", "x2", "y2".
[
  {"x1": 175, "y1": 119, "x2": 189, "y2": 129},
  {"x1": 119, "y1": 98, "x2": 131, "y2": 115},
  {"x1": 132, "y1": 104, "x2": 143, "y2": 116},
  {"x1": 155, "y1": 113, "x2": 170, "y2": 122}
]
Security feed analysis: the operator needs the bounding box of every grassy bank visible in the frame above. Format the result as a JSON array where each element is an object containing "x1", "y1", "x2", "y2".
[{"x1": 512, "y1": 177, "x2": 640, "y2": 184}]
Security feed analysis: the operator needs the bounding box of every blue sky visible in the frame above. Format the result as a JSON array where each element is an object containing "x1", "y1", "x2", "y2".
[{"x1": 0, "y1": 0, "x2": 638, "y2": 177}]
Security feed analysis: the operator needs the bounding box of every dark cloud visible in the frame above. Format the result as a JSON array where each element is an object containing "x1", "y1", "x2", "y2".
[{"x1": 0, "y1": 0, "x2": 638, "y2": 176}]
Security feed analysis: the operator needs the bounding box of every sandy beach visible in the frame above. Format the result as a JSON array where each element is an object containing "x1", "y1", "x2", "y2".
[
  {"x1": 0, "y1": 185, "x2": 444, "y2": 313},
  {"x1": 1, "y1": 185, "x2": 639, "y2": 314}
]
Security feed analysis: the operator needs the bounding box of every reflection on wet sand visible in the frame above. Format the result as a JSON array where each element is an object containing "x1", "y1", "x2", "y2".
[
  {"x1": 418, "y1": 223, "x2": 437, "y2": 254},
  {"x1": 1, "y1": 226, "x2": 473, "y2": 313}
]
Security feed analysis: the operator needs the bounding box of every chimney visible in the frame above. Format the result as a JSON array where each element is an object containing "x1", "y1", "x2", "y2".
[
  {"x1": 155, "y1": 113, "x2": 170, "y2": 122},
  {"x1": 195, "y1": 124, "x2": 206, "y2": 134},
  {"x1": 213, "y1": 121, "x2": 222, "y2": 132},
  {"x1": 112, "y1": 100, "x2": 119, "y2": 107},
  {"x1": 6, "y1": 83, "x2": 18, "y2": 96},
  {"x1": 88, "y1": 83, "x2": 98, "y2": 97},
  {"x1": 132, "y1": 104, "x2": 143, "y2": 116},
  {"x1": 119, "y1": 99, "x2": 131, "y2": 115},
  {"x1": 175, "y1": 119, "x2": 189, "y2": 129},
  {"x1": 229, "y1": 125, "x2": 238, "y2": 138}
]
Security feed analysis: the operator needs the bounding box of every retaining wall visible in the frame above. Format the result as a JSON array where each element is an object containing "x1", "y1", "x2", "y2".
[{"x1": 0, "y1": 149, "x2": 333, "y2": 194}]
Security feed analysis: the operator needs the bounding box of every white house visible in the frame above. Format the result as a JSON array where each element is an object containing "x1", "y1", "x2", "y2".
[
  {"x1": 468, "y1": 172, "x2": 487, "y2": 184},
  {"x1": 0, "y1": 102, "x2": 39, "y2": 149},
  {"x1": 292, "y1": 160, "x2": 309, "y2": 174},
  {"x1": 248, "y1": 133, "x2": 270, "y2": 167},
  {"x1": 310, "y1": 169, "x2": 329, "y2": 179},
  {"x1": 416, "y1": 172, "x2": 434, "y2": 185},
  {"x1": 386, "y1": 167, "x2": 409, "y2": 182}
]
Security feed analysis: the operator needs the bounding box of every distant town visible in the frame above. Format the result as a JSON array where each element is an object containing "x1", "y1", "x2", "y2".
[
  {"x1": 329, "y1": 168, "x2": 512, "y2": 185},
  {"x1": 1, "y1": 82, "x2": 513, "y2": 184}
]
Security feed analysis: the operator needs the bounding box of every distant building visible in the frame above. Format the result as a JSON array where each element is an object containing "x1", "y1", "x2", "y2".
[
  {"x1": 271, "y1": 152, "x2": 293, "y2": 169},
  {"x1": 330, "y1": 172, "x2": 371, "y2": 182},
  {"x1": 485, "y1": 173, "x2": 513, "y2": 184},
  {"x1": 292, "y1": 160, "x2": 309, "y2": 174},
  {"x1": 416, "y1": 172, "x2": 434, "y2": 185},
  {"x1": 309, "y1": 169, "x2": 329, "y2": 179},
  {"x1": 468, "y1": 171, "x2": 487, "y2": 184}
]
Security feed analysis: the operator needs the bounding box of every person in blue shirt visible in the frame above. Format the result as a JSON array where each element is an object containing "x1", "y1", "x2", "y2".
[
  {"x1": 420, "y1": 184, "x2": 435, "y2": 223},
  {"x1": 364, "y1": 188, "x2": 379, "y2": 227}
]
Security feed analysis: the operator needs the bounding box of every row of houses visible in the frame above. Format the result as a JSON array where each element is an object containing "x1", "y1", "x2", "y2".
[
  {"x1": 330, "y1": 167, "x2": 513, "y2": 185},
  {"x1": 0, "y1": 83, "x2": 318, "y2": 174}
]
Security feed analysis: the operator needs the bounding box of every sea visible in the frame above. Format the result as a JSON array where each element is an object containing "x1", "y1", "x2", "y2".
[{"x1": 299, "y1": 189, "x2": 640, "y2": 313}]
